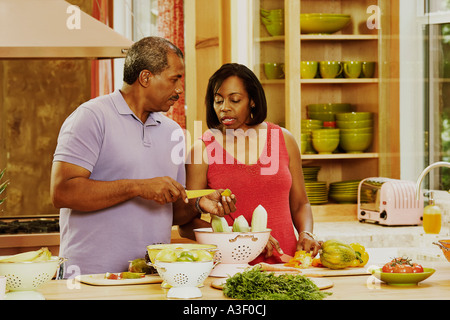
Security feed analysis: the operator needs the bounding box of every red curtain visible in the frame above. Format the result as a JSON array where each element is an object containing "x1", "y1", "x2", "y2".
[
  {"x1": 91, "y1": 0, "x2": 114, "y2": 99},
  {"x1": 158, "y1": 0, "x2": 186, "y2": 129}
]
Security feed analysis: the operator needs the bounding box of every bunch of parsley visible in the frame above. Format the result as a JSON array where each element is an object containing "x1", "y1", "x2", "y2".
[{"x1": 222, "y1": 267, "x2": 331, "y2": 300}]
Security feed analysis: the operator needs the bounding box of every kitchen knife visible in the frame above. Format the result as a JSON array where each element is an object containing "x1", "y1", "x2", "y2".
[{"x1": 186, "y1": 189, "x2": 216, "y2": 199}]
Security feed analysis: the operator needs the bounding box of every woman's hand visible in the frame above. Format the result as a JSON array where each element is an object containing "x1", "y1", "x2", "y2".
[
  {"x1": 263, "y1": 235, "x2": 283, "y2": 259},
  {"x1": 198, "y1": 189, "x2": 237, "y2": 217},
  {"x1": 297, "y1": 232, "x2": 322, "y2": 258}
]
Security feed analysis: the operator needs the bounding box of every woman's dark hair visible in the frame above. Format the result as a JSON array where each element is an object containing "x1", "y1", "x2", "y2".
[
  {"x1": 123, "y1": 36, "x2": 184, "y2": 85},
  {"x1": 205, "y1": 63, "x2": 267, "y2": 129}
]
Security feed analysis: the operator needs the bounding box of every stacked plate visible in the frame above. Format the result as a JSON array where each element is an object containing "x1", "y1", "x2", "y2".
[
  {"x1": 328, "y1": 180, "x2": 361, "y2": 204},
  {"x1": 302, "y1": 166, "x2": 321, "y2": 182},
  {"x1": 305, "y1": 181, "x2": 328, "y2": 205}
]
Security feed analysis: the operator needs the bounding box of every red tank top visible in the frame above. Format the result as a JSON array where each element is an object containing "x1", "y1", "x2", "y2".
[{"x1": 201, "y1": 122, "x2": 297, "y2": 264}]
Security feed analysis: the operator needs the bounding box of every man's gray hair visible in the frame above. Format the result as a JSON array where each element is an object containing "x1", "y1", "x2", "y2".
[{"x1": 123, "y1": 36, "x2": 184, "y2": 85}]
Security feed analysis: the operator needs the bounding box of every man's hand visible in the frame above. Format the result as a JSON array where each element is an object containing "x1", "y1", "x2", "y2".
[{"x1": 138, "y1": 176, "x2": 188, "y2": 205}]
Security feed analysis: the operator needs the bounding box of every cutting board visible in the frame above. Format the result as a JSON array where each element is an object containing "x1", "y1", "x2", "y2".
[
  {"x1": 210, "y1": 276, "x2": 333, "y2": 290},
  {"x1": 294, "y1": 266, "x2": 369, "y2": 277},
  {"x1": 77, "y1": 274, "x2": 163, "y2": 286},
  {"x1": 257, "y1": 263, "x2": 369, "y2": 277}
]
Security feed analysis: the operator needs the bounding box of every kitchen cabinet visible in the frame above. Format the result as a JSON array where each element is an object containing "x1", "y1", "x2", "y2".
[{"x1": 251, "y1": 0, "x2": 400, "y2": 212}]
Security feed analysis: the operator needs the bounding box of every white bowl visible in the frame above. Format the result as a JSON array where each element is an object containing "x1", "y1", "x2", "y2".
[
  {"x1": 194, "y1": 227, "x2": 271, "y2": 277},
  {"x1": 153, "y1": 260, "x2": 215, "y2": 299}
]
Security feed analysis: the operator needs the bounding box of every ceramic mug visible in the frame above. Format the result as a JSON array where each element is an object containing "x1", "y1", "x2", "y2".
[
  {"x1": 361, "y1": 61, "x2": 376, "y2": 78},
  {"x1": 343, "y1": 61, "x2": 362, "y2": 78},
  {"x1": 264, "y1": 62, "x2": 285, "y2": 79},
  {"x1": 319, "y1": 61, "x2": 343, "y2": 78},
  {"x1": 300, "y1": 61, "x2": 318, "y2": 79}
]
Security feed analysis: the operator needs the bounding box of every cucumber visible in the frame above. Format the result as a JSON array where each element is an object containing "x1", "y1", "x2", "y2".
[
  {"x1": 251, "y1": 205, "x2": 268, "y2": 232},
  {"x1": 232, "y1": 215, "x2": 250, "y2": 232},
  {"x1": 211, "y1": 215, "x2": 231, "y2": 232}
]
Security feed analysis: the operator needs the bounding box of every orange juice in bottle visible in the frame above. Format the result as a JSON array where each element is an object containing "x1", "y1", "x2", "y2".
[{"x1": 423, "y1": 192, "x2": 442, "y2": 234}]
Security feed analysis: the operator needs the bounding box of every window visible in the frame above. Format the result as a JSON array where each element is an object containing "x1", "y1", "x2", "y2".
[
  {"x1": 400, "y1": 0, "x2": 450, "y2": 191},
  {"x1": 423, "y1": 0, "x2": 450, "y2": 190},
  {"x1": 112, "y1": 0, "x2": 159, "y2": 90}
]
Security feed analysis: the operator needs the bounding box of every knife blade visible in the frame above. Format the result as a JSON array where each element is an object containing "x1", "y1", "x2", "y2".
[{"x1": 186, "y1": 189, "x2": 216, "y2": 199}]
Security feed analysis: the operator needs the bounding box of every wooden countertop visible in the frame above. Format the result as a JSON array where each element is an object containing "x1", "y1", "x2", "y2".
[{"x1": 36, "y1": 261, "x2": 450, "y2": 301}]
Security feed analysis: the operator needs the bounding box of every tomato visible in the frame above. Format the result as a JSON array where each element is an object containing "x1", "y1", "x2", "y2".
[
  {"x1": 382, "y1": 257, "x2": 424, "y2": 273},
  {"x1": 382, "y1": 264, "x2": 394, "y2": 273},
  {"x1": 412, "y1": 263, "x2": 424, "y2": 273},
  {"x1": 393, "y1": 264, "x2": 413, "y2": 273}
]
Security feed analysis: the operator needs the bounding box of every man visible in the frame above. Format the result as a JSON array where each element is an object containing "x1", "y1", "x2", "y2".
[{"x1": 51, "y1": 37, "x2": 234, "y2": 276}]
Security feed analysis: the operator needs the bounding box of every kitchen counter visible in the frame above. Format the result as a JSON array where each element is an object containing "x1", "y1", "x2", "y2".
[{"x1": 34, "y1": 261, "x2": 450, "y2": 301}]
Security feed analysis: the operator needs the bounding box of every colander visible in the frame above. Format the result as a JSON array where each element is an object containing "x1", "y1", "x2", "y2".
[
  {"x1": 0, "y1": 256, "x2": 65, "y2": 300},
  {"x1": 194, "y1": 227, "x2": 271, "y2": 277},
  {"x1": 147, "y1": 243, "x2": 218, "y2": 289},
  {"x1": 153, "y1": 260, "x2": 215, "y2": 299}
]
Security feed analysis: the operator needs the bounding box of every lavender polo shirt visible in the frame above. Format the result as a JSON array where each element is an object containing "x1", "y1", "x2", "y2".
[{"x1": 53, "y1": 90, "x2": 186, "y2": 276}]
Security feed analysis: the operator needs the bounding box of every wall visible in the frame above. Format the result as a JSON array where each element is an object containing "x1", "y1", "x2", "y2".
[{"x1": 0, "y1": 0, "x2": 92, "y2": 217}]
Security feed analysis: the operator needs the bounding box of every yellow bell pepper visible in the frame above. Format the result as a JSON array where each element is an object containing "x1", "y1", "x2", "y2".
[
  {"x1": 284, "y1": 250, "x2": 313, "y2": 268},
  {"x1": 349, "y1": 243, "x2": 369, "y2": 267}
]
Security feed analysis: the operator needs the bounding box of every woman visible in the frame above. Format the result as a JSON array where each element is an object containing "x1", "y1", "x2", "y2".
[{"x1": 179, "y1": 63, "x2": 320, "y2": 264}]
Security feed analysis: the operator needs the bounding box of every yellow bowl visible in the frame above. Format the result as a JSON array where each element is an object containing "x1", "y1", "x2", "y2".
[{"x1": 300, "y1": 13, "x2": 351, "y2": 34}]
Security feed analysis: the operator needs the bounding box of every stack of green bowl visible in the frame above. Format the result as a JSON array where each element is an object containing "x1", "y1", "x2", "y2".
[
  {"x1": 311, "y1": 128, "x2": 340, "y2": 154},
  {"x1": 307, "y1": 103, "x2": 354, "y2": 127},
  {"x1": 302, "y1": 166, "x2": 321, "y2": 182},
  {"x1": 301, "y1": 119, "x2": 322, "y2": 154},
  {"x1": 328, "y1": 180, "x2": 361, "y2": 204},
  {"x1": 260, "y1": 8, "x2": 284, "y2": 36},
  {"x1": 336, "y1": 112, "x2": 374, "y2": 153}
]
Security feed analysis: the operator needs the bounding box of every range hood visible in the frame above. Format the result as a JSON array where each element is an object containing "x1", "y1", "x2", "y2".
[{"x1": 0, "y1": 0, "x2": 133, "y2": 59}]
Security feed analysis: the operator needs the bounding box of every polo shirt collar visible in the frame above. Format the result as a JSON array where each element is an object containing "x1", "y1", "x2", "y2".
[{"x1": 111, "y1": 89, "x2": 161, "y2": 126}]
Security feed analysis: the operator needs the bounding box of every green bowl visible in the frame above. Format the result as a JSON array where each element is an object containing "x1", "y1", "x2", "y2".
[
  {"x1": 300, "y1": 140, "x2": 307, "y2": 154},
  {"x1": 312, "y1": 138, "x2": 339, "y2": 154},
  {"x1": 312, "y1": 129, "x2": 340, "y2": 137},
  {"x1": 307, "y1": 103, "x2": 353, "y2": 113},
  {"x1": 300, "y1": 13, "x2": 351, "y2": 34},
  {"x1": 340, "y1": 127, "x2": 373, "y2": 134},
  {"x1": 336, "y1": 119, "x2": 374, "y2": 129},
  {"x1": 371, "y1": 268, "x2": 435, "y2": 286},
  {"x1": 340, "y1": 133, "x2": 373, "y2": 153},
  {"x1": 308, "y1": 112, "x2": 336, "y2": 122},
  {"x1": 336, "y1": 112, "x2": 373, "y2": 121}
]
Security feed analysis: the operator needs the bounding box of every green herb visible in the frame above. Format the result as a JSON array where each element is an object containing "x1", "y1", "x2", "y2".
[{"x1": 223, "y1": 266, "x2": 332, "y2": 300}]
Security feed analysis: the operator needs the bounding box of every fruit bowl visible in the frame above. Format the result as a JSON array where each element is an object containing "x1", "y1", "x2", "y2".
[
  {"x1": 300, "y1": 13, "x2": 351, "y2": 34},
  {"x1": 370, "y1": 268, "x2": 435, "y2": 286},
  {"x1": 0, "y1": 256, "x2": 65, "y2": 299},
  {"x1": 147, "y1": 243, "x2": 217, "y2": 264},
  {"x1": 194, "y1": 228, "x2": 271, "y2": 277}
]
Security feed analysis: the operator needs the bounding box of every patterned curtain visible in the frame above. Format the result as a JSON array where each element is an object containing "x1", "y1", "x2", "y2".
[
  {"x1": 158, "y1": 0, "x2": 186, "y2": 129},
  {"x1": 91, "y1": 0, "x2": 114, "y2": 98}
]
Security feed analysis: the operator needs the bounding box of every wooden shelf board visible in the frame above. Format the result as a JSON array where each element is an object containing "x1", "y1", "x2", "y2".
[
  {"x1": 301, "y1": 78, "x2": 379, "y2": 84},
  {"x1": 256, "y1": 34, "x2": 378, "y2": 42},
  {"x1": 302, "y1": 153, "x2": 379, "y2": 160}
]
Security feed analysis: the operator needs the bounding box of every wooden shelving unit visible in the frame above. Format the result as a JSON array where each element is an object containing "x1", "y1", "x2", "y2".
[{"x1": 251, "y1": 0, "x2": 400, "y2": 212}]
